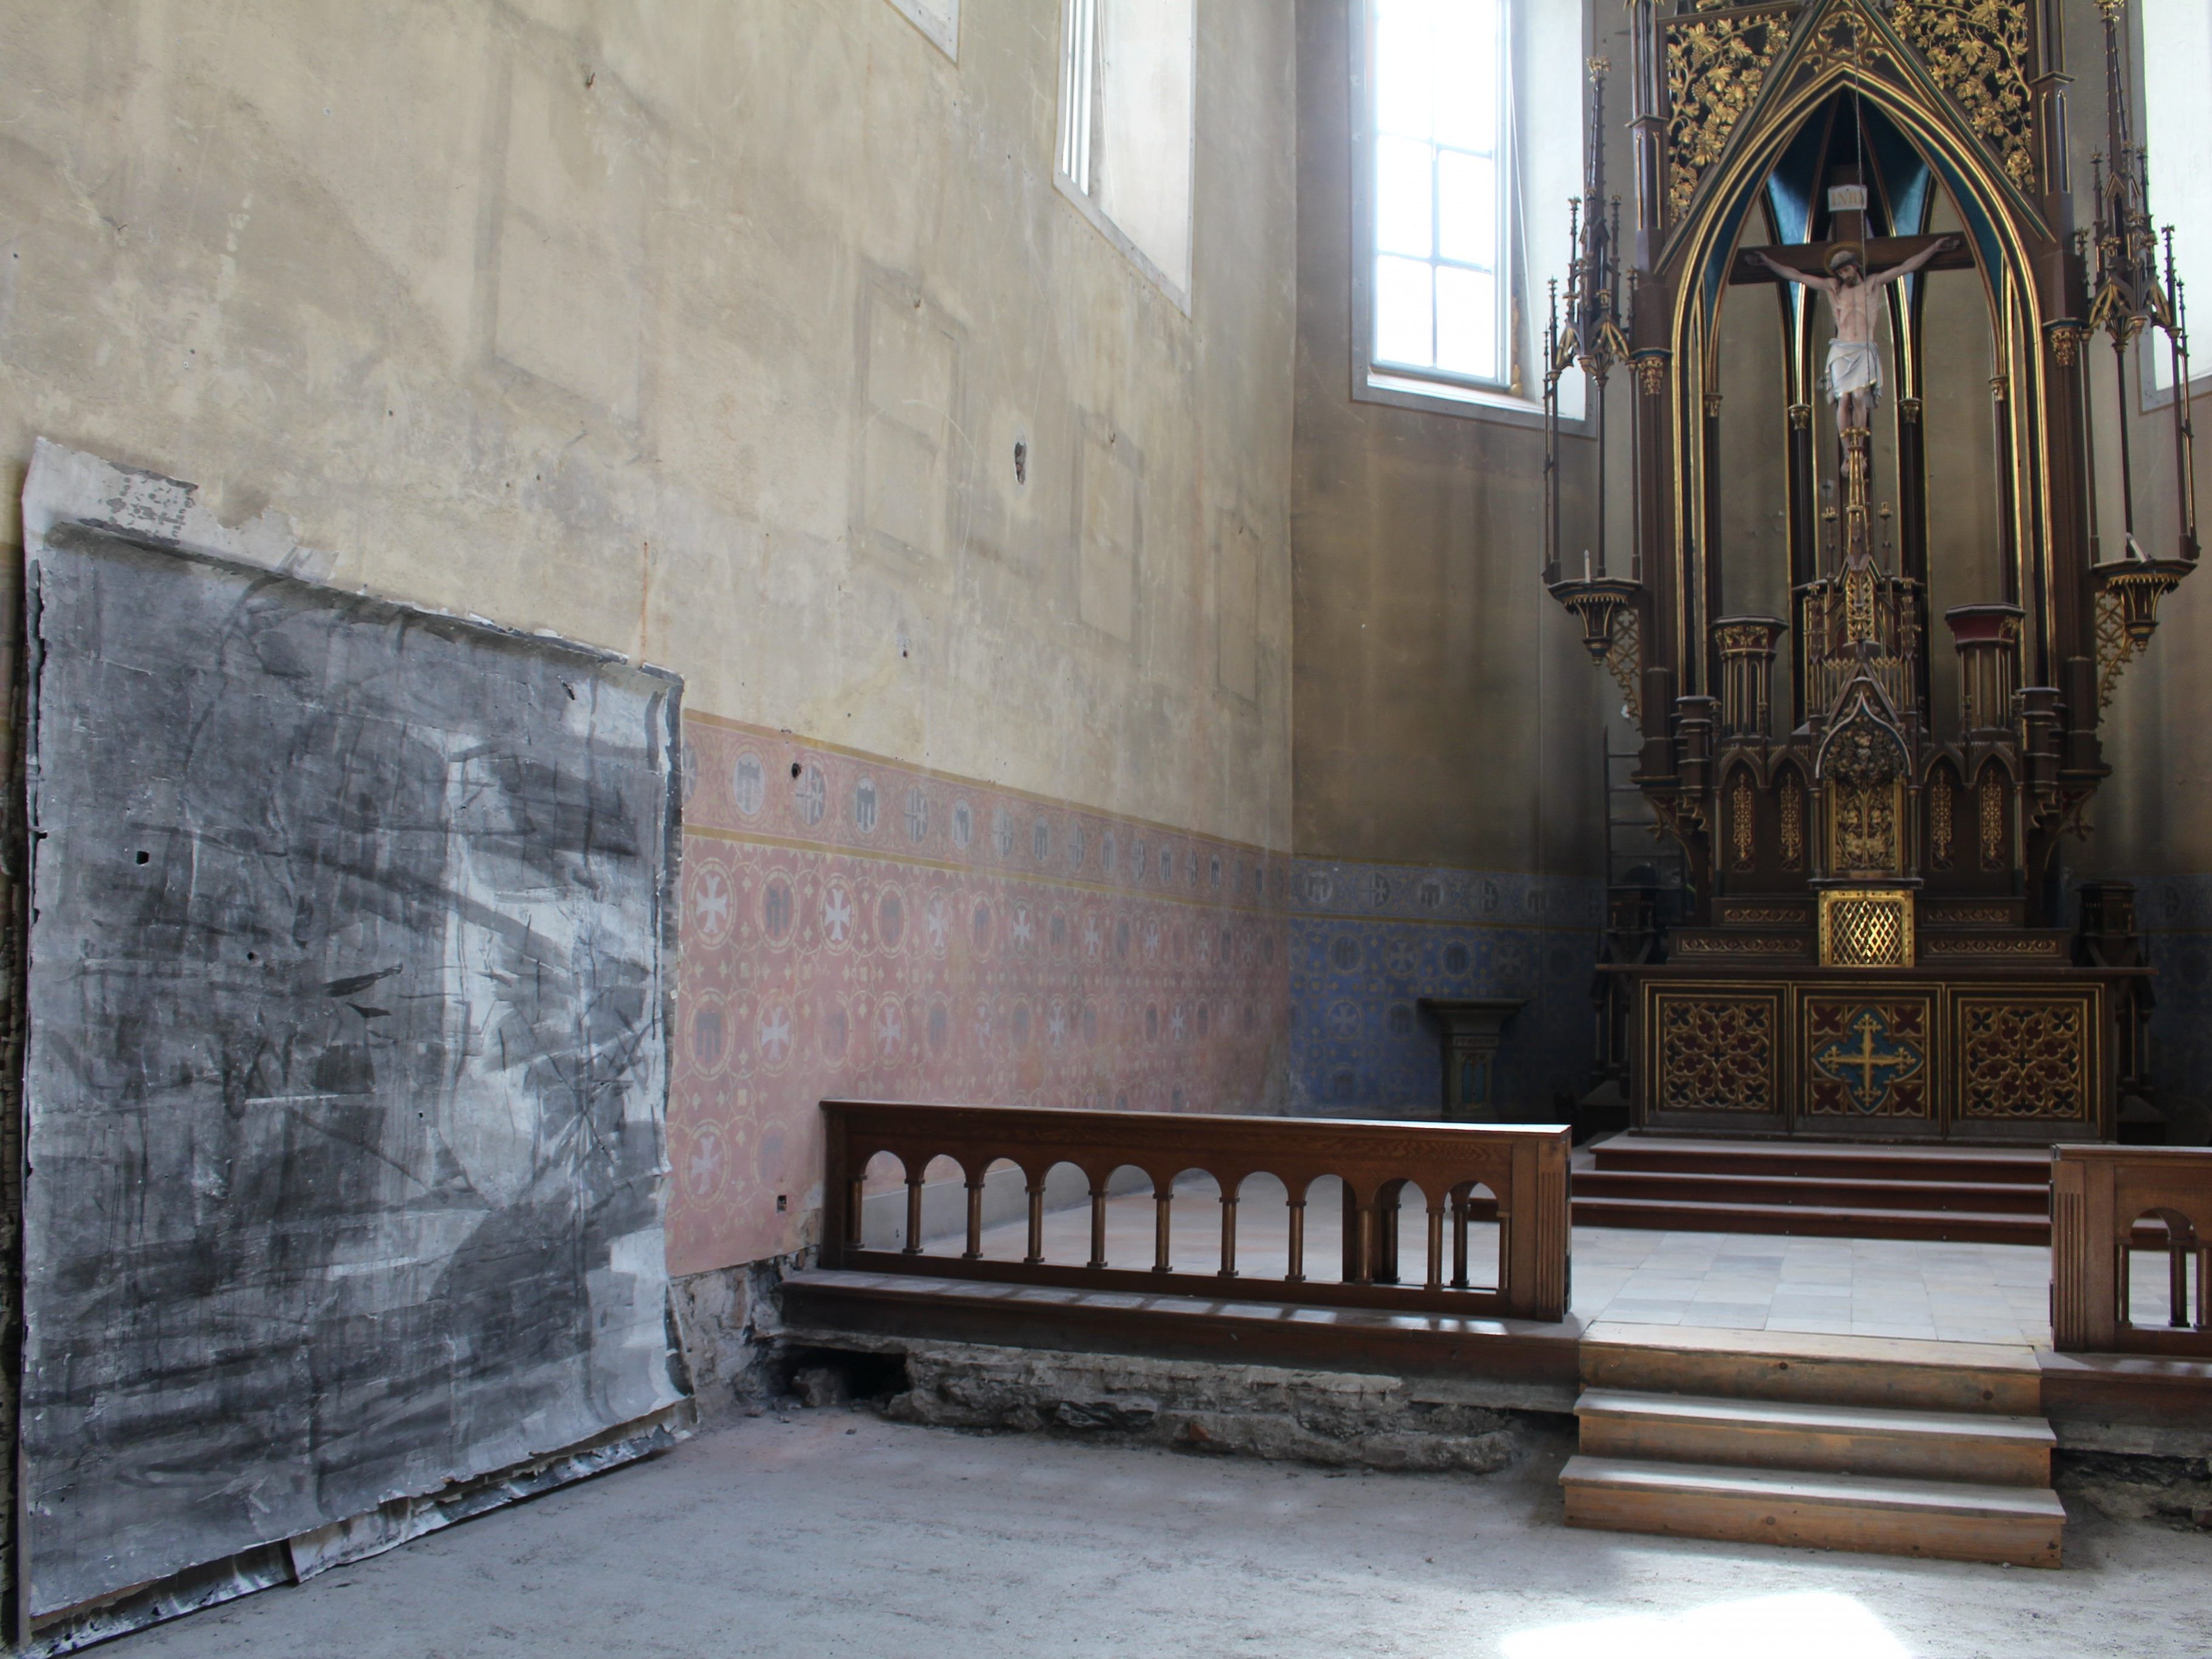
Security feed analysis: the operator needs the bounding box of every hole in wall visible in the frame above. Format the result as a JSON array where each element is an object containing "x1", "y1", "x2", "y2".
[
  {"x1": 135, "y1": 850, "x2": 149, "y2": 865},
  {"x1": 791, "y1": 762, "x2": 803, "y2": 779},
  {"x1": 1013, "y1": 440, "x2": 1028, "y2": 485},
  {"x1": 779, "y1": 1346, "x2": 911, "y2": 1408}
]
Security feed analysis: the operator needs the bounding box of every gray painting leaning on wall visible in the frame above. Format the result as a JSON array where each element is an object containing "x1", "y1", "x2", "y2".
[{"x1": 15, "y1": 442, "x2": 687, "y2": 1623}]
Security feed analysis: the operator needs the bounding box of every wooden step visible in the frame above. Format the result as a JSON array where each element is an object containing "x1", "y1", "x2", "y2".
[
  {"x1": 1560, "y1": 1454, "x2": 2065, "y2": 1567},
  {"x1": 1573, "y1": 1169, "x2": 2051, "y2": 1215},
  {"x1": 1570, "y1": 1192, "x2": 2049, "y2": 1245},
  {"x1": 1589, "y1": 1137, "x2": 2050, "y2": 1186},
  {"x1": 1580, "y1": 1323, "x2": 2046, "y2": 1414},
  {"x1": 1574, "y1": 1388, "x2": 2054, "y2": 1485}
]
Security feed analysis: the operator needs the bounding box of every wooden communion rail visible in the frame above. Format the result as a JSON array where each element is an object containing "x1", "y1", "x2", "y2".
[
  {"x1": 820, "y1": 1102, "x2": 1573, "y2": 1322},
  {"x1": 2052, "y1": 1146, "x2": 2212, "y2": 1356}
]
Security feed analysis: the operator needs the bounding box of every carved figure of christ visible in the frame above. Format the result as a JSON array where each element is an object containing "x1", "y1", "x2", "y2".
[{"x1": 1751, "y1": 236, "x2": 1962, "y2": 431}]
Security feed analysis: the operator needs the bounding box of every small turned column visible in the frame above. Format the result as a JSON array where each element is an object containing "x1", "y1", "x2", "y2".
[
  {"x1": 1712, "y1": 617, "x2": 1787, "y2": 739},
  {"x1": 1943, "y1": 603, "x2": 2025, "y2": 735}
]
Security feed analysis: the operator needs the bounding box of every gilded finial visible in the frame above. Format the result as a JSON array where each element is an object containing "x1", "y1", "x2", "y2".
[{"x1": 1587, "y1": 55, "x2": 1611, "y2": 80}]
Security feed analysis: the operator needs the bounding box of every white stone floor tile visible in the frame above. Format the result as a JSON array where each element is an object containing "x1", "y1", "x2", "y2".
[{"x1": 971, "y1": 1197, "x2": 2061, "y2": 1345}]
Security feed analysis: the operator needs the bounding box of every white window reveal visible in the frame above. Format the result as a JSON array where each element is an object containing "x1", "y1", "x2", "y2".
[
  {"x1": 1056, "y1": 0, "x2": 1197, "y2": 309},
  {"x1": 1370, "y1": 0, "x2": 1508, "y2": 385},
  {"x1": 885, "y1": 0, "x2": 958, "y2": 61},
  {"x1": 1352, "y1": 0, "x2": 1584, "y2": 426},
  {"x1": 2142, "y1": 0, "x2": 2212, "y2": 397}
]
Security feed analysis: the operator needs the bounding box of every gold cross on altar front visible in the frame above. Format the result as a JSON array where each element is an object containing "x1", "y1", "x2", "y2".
[{"x1": 1826, "y1": 1013, "x2": 1916, "y2": 1101}]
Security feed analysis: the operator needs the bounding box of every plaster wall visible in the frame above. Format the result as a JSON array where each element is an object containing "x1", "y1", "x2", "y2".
[
  {"x1": 1292, "y1": 0, "x2": 1610, "y2": 879},
  {"x1": 0, "y1": 0, "x2": 1299, "y2": 1273},
  {"x1": 1287, "y1": 1, "x2": 1611, "y2": 1116}
]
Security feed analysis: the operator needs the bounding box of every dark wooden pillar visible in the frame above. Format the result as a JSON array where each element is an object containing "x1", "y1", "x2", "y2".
[{"x1": 1786, "y1": 401, "x2": 1817, "y2": 727}]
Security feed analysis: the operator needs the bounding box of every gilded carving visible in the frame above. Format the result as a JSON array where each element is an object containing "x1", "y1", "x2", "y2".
[
  {"x1": 1730, "y1": 773, "x2": 1756, "y2": 872},
  {"x1": 1778, "y1": 778, "x2": 1806, "y2": 870},
  {"x1": 1889, "y1": 0, "x2": 2038, "y2": 193},
  {"x1": 1657, "y1": 995, "x2": 1777, "y2": 1113},
  {"x1": 1922, "y1": 936, "x2": 2065, "y2": 958},
  {"x1": 1959, "y1": 1000, "x2": 2090, "y2": 1120},
  {"x1": 1676, "y1": 934, "x2": 1807, "y2": 956},
  {"x1": 1979, "y1": 771, "x2": 2007, "y2": 869},
  {"x1": 1663, "y1": 7, "x2": 1789, "y2": 218},
  {"x1": 1721, "y1": 904, "x2": 1808, "y2": 925},
  {"x1": 1820, "y1": 889, "x2": 1915, "y2": 969},
  {"x1": 1928, "y1": 902, "x2": 2014, "y2": 925},
  {"x1": 1826, "y1": 719, "x2": 1906, "y2": 876},
  {"x1": 1600, "y1": 604, "x2": 1643, "y2": 720},
  {"x1": 1930, "y1": 768, "x2": 1956, "y2": 869},
  {"x1": 1806, "y1": 999, "x2": 1930, "y2": 1116},
  {"x1": 1832, "y1": 782, "x2": 1899, "y2": 875}
]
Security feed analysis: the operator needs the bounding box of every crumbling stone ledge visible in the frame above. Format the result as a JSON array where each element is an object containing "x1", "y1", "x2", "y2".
[{"x1": 784, "y1": 1331, "x2": 1569, "y2": 1474}]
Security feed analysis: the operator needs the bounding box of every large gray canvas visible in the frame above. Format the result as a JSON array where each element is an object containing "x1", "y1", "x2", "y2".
[{"x1": 18, "y1": 443, "x2": 685, "y2": 1617}]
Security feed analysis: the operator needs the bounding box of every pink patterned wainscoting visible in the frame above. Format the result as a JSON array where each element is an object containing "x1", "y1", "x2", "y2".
[{"x1": 668, "y1": 714, "x2": 1291, "y2": 1276}]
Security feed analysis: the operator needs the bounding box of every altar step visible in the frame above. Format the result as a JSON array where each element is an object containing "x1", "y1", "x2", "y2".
[
  {"x1": 1573, "y1": 1136, "x2": 2052, "y2": 1245},
  {"x1": 1561, "y1": 1325, "x2": 2064, "y2": 1568}
]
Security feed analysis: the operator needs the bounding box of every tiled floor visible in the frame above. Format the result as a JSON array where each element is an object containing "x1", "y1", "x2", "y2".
[
  {"x1": 1565, "y1": 1225, "x2": 2056, "y2": 1346},
  {"x1": 951, "y1": 1179, "x2": 2190, "y2": 1349}
]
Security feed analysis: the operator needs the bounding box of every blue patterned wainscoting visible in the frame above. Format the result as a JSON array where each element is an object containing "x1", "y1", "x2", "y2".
[
  {"x1": 1287, "y1": 860, "x2": 1605, "y2": 1118},
  {"x1": 2136, "y1": 875, "x2": 2212, "y2": 1115}
]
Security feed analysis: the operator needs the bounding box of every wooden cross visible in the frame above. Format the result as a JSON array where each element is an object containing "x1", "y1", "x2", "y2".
[{"x1": 1730, "y1": 233, "x2": 1974, "y2": 287}]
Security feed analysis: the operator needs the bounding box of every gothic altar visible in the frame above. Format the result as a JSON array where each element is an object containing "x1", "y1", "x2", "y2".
[{"x1": 1544, "y1": 1, "x2": 2193, "y2": 1141}]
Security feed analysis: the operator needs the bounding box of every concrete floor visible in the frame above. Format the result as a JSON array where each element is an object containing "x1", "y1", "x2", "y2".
[{"x1": 104, "y1": 1411, "x2": 2211, "y2": 1659}]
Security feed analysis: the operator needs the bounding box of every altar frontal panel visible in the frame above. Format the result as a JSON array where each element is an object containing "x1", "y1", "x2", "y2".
[{"x1": 1637, "y1": 977, "x2": 2108, "y2": 1140}]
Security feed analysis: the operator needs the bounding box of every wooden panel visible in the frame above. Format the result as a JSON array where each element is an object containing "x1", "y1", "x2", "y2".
[
  {"x1": 1561, "y1": 1457, "x2": 2064, "y2": 1568},
  {"x1": 781, "y1": 1269, "x2": 1586, "y2": 1397},
  {"x1": 2052, "y1": 1146, "x2": 2212, "y2": 1356},
  {"x1": 1800, "y1": 989, "x2": 1937, "y2": 1129},
  {"x1": 1574, "y1": 1389, "x2": 2053, "y2": 1484},
  {"x1": 1580, "y1": 1322, "x2": 2045, "y2": 1414},
  {"x1": 1950, "y1": 988, "x2": 2102, "y2": 1132},
  {"x1": 1640, "y1": 982, "x2": 1788, "y2": 1131}
]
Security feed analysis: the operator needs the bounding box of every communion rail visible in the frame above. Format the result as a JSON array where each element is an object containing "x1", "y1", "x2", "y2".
[
  {"x1": 819, "y1": 1102, "x2": 1572, "y2": 1322},
  {"x1": 2053, "y1": 1146, "x2": 2212, "y2": 1356}
]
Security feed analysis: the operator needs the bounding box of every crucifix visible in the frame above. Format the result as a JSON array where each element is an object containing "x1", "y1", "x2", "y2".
[{"x1": 1734, "y1": 233, "x2": 1969, "y2": 432}]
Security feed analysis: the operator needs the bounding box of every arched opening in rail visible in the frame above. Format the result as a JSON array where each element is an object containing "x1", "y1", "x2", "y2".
[
  {"x1": 1156, "y1": 1169, "x2": 1223, "y2": 1276},
  {"x1": 2126, "y1": 1207, "x2": 2206, "y2": 1332},
  {"x1": 858, "y1": 1150, "x2": 910, "y2": 1252},
  {"x1": 1454, "y1": 1180, "x2": 1502, "y2": 1292},
  {"x1": 1231, "y1": 1171, "x2": 1295, "y2": 1282},
  {"x1": 1081, "y1": 1163, "x2": 1156, "y2": 1270}
]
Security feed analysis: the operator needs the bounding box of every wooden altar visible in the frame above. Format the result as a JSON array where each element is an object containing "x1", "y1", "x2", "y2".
[{"x1": 1543, "y1": 1, "x2": 2190, "y2": 1142}]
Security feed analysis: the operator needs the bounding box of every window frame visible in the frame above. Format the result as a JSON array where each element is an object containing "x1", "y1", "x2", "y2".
[
  {"x1": 1054, "y1": 0, "x2": 1198, "y2": 316},
  {"x1": 2135, "y1": 0, "x2": 2212, "y2": 411},
  {"x1": 1349, "y1": 0, "x2": 1566, "y2": 429}
]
